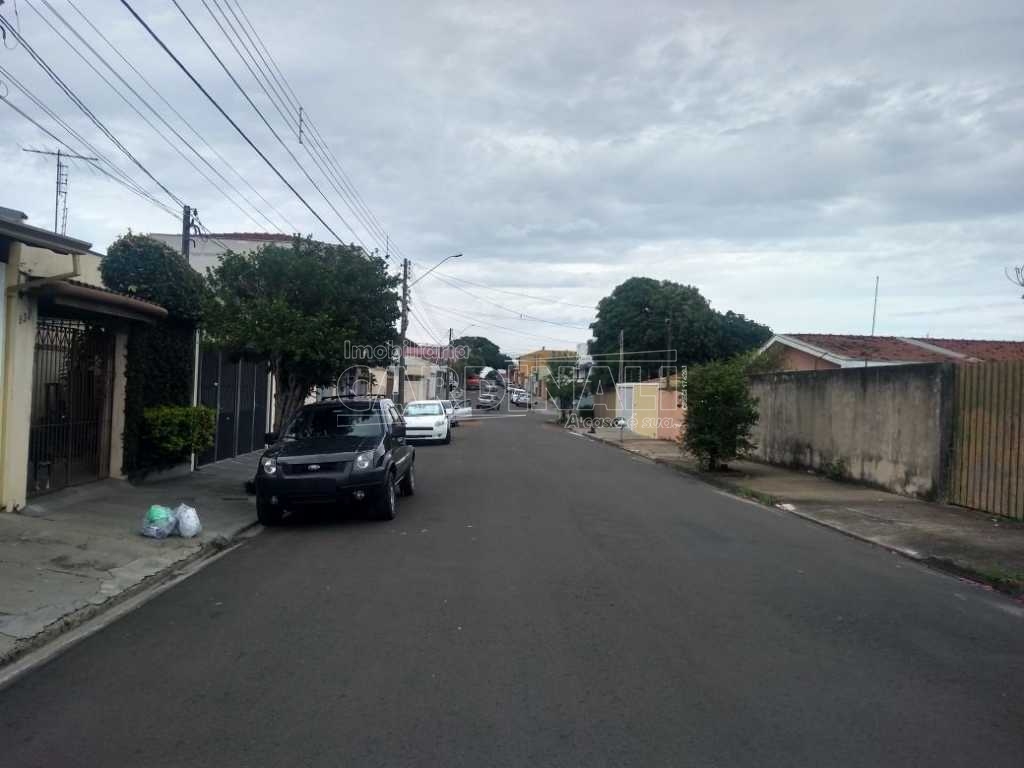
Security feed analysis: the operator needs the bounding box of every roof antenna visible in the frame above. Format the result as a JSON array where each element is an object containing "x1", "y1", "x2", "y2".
[{"x1": 870, "y1": 275, "x2": 879, "y2": 336}]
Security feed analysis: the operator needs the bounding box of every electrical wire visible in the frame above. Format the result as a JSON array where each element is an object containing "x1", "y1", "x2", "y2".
[
  {"x1": 411, "y1": 262, "x2": 597, "y2": 311},
  {"x1": 4, "y1": 95, "x2": 180, "y2": 220},
  {"x1": 202, "y1": 0, "x2": 387, "y2": 252},
  {"x1": 27, "y1": 0, "x2": 276, "y2": 233},
  {"x1": 0, "y1": 61, "x2": 178, "y2": 213},
  {"x1": 158, "y1": 0, "x2": 364, "y2": 248},
  {"x1": 120, "y1": 0, "x2": 350, "y2": 246},
  {"x1": 0, "y1": 15, "x2": 184, "y2": 209},
  {"x1": 416, "y1": 299, "x2": 583, "y2": 346},
  {"x1": 421, "y1": 269, "x2": 591, "y2": 329},
  {"x1": 64, "y1": 0, "x2": 300, "y2": 234},
  {"x1": 223, "y1": 0, "x2": 395, "y2": 248}
]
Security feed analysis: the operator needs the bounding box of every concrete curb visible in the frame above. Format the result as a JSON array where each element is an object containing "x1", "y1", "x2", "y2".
[
  {"x1": 568, "y1": 428, "x2": 1024, "y2": 601},
  {"x1": 0, "y1": 520, "x2": 261, "y2": 685}
]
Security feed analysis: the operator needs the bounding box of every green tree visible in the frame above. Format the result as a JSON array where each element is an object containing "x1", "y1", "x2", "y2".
[
  {"x1": 589, "y1": 277, "x2": 771, "y2": 381},
  {"x1": 101, "y1": 234, "x2": 206, "y2": 473},
  {"x1": 683, "y1": 356, "x2": 759, "y2": 470},
  {"x1": 451, "y1": 335, "x2": 508, "y2": 370},
  {"x1": 204, "y1": 238, "x2": 400, "y2": 429}
]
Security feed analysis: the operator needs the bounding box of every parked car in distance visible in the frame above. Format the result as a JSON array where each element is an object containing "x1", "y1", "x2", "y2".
[
  {"x1": 440, "y1": 399, "x2": 456, "y2": 424},
  {"x1": 477, "y1": 391, "x2": 501, "y2": 410},
  {"x1": 466, "y1": 375, "x2": 481, "y2": 390},
  {"x1": 255, "y1": 396, "x2": 414, "y2": 524},
  {"x1": 454, "y1": 399, "x2": 473, "y2": 421},
  {"x1": 510, "y1": 388, "x2": 530, "y2": 407},
  {"x1": 403, "y1": 400, "x2": 452, "y2": 443}
]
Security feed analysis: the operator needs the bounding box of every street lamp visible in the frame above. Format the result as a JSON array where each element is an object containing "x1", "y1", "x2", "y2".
[{"x1": 409, "y1": 252, "x2": 462, "y2": 288}]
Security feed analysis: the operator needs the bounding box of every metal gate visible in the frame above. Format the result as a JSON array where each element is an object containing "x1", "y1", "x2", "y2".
[
  {"x1": 28, "y1": 318, "x2": 115, "y2": 497},
  {"x1": 949, "y1": 360, "x2": 1024, "y2": 520},
  {"x1": 197, "y1": 350, "x2": 270, "y2": 467}
]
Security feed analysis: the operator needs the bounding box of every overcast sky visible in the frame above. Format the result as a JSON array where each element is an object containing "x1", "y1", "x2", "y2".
[{"x1": 2, "y1": 0, "x2": 1023, "y2": 354}]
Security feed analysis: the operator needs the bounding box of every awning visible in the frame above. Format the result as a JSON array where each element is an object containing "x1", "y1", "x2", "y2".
[{"x1": 19, "y1": 278, "x2": 168, "y2": 323}]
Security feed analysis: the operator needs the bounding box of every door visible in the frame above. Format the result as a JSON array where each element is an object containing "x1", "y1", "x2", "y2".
[
  {"x1": 28, "y1": 318, "x2": 115, "y2": 496},
  {"x1": 215, "y1": 360, "x2": 238, "y2": 461},
  {"x1": 197, "y1": 349, "x2": 220, "y2": 466},
  {"x1": 236, "y1": 361, "x2": 256, "y2": 455}
]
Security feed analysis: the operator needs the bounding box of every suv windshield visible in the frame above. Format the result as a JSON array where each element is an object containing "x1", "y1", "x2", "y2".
[
  {"x1": 405, "y1": 403, "x2": 443, "y2": 416},
  {"x1": 284, "y1": 407, "x2": 384, "y2": 439}
]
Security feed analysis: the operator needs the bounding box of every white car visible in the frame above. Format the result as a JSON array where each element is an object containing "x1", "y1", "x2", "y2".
[
  {"x1": 510, "y1": 389, "x2": 530, "y2": 407},
  {"x1": 453, "y1": 399, "x2": 473, "y2": 422},
  {"x1": 403, "y1": 400, "x2": 452, "y2": 443}
]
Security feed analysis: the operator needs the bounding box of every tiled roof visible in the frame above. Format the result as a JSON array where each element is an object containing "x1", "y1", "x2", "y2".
[
  {"x1": 918, "y1": 338, "x2": 1024, "y2": 363},
  {"x1": 783, "y1": 334, "x2": 1024, "y2": 363}
]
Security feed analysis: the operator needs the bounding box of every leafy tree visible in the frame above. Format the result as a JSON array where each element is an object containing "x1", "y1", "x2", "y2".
[
  {"x1": 589, "y1": 277, "x2": 771, "y2": 382},
  {"x1": 204, "y1": 238, "x2": 400, "y2": 429},
  {"x1": 683, "y1": 356, "x2": 759, "y2": 470},
  {"x1": 1009, "y1": 264, "x2": 1024, "y2": 298},
  {"x1": 451, "y1": 335, "x2": 508, "y2": 370},
  {"x1": 102, "y1": 233, "x2": 206, "y2": 320},
  {"x1": 102, "y1": 234, "x2": 206, "y2": 473}
]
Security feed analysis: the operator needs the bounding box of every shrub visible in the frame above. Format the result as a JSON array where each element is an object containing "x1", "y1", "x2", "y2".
[
  {"x1": 142, "y1": 406, "x2": 216, "y2": 465},
  {"x1": 683, "y1": 357, "x2": 759, "y2": 470}
]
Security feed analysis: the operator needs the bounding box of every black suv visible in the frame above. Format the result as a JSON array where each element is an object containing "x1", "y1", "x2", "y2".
[{"x1": 255, "y1": 397, "x2": 415, "y2": 524}]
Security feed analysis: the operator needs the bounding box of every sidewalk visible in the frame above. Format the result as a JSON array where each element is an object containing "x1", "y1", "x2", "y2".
[
  {"x1": 0, "y1": 454, "x2": 260, "y2": 666},
  {"x1": 570, "y1": 425, "x2": 1024, "y2": 597}
]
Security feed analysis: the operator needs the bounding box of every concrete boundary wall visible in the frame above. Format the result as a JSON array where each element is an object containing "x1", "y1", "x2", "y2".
[{"x1": 749, "y1": 364, "x2": 954, "y2": 500}]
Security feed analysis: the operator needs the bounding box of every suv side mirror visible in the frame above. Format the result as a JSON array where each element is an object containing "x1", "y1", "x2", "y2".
[
  {"x1": 264, "y1": 431, "x2": 279, "y2": 444},
  {"x1": 391, "y1": 423, "x2": 406, "y2": 438}
]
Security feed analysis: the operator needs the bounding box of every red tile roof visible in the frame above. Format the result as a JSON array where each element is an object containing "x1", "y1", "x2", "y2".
[
  {"x1": 783, "y1": 334, "x2": 1024, "y2": 363},
  {"x1": 918, "y1": 338, "x2": 1024, "y2": 363}
]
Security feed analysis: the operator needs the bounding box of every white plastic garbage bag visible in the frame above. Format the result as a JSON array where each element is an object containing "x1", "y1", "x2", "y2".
[
  {"x1": 141, "y1": 504, "x2": 177, "y2": 539},
  {"x1": 174, "y1": 503, "x2": 202, "y2": 538}
]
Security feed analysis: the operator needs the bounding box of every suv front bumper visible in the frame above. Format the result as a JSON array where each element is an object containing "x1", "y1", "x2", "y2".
[{"x1": 256, "y1": 465, "x2": 388, "y2": 506}]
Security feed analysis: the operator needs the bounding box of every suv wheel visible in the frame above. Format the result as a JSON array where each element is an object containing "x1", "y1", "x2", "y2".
[
  {"x1": 375, "y1": 471, "x2": 398, "y2": 520},
  {"x1": 442, "y1": 425, "x2": 452, "y2": 444},
  {"x1": 257, "y1": 495, "x2": 284, "y2": 526},
  {"x1": 400, "y1": 462, "x2": 416, "y2": 496}
]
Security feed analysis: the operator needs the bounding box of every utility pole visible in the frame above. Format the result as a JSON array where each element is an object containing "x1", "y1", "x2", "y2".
[
  {"x1": 618, "y1": 329, "x2": 624, "y2": 385},
  {"x1": 664, "y1": 316, "x2": 673, "y2": 389},
  {"x1": 446, "y1": 327, "x2": 453, "y2": 399},
  {"x1": 397, "y1": 258, "x2": 409, "y2": 405},
  {"x1": 22, "y1": 148, "x2": 97, "y2": 234},
  {"x1": 181, "y1": 205, "x2": 192, "y2": 261}
]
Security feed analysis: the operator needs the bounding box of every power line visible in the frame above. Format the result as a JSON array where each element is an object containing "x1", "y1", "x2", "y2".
[
  {"x1": 120, "y1": 0, "x2": 351, "y2": 246},
  {"x1": 0, "y1": 62, "x2": 180, "y2": 217},
  {"x1": 64, "y1": 0, "x2": 300, "y2": 234},
  {"x1": 164, "y1": 0, "x2": 365, "y2": 248},
  {"x1": 416, "y1": 299, "x2": 583, "y2": 346},
  {"x1": 0, "y1": 14, "x2": 184, "y2": 209},
  {"x1": 222, "y1": 0, "x2": 396, "y2": 250},
  {"x1": 201, "y1": 0, "x2": 388, "y2": 252},
  {"x1": 26, "y1": 0, "x2": 276, "y2": 233},
  {"x1": 422, "y1": 268, "x2": 591, "y2": 329},
  {"x1": 420, "y1": 266, "x2": 598, "y2": 310}
]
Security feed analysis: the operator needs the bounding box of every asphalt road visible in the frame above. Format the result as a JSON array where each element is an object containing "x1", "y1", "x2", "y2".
[{"x1": 2, "y1": 408, "x2": 1023, "y2": 767}]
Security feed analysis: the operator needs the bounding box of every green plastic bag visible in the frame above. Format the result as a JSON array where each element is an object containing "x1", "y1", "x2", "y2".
[{"x1": 141, "y1": 505, "x2": 176, "y2": 538}]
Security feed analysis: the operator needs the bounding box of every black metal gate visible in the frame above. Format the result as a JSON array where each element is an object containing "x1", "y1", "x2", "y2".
[
  {"x1": 29, "y1": 318, "x2": 115, "y2": 496},
  {"x1": 197, "y1": 350, "x2": 270, "y2": 467}
]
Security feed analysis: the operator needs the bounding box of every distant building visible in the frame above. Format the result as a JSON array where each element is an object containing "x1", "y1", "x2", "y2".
[
  {"x1": 759, "y1": 333, "x2": 1024, "y2": 372},
  {"x1": 515, "y1": 347, "x2": 577, "y2": 399},
  {"x1": 146, "y1": 232, "x2": 296, "y2": 274}
]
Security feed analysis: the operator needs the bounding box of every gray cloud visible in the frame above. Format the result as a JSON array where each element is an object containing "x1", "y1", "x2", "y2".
[{"x1": 1, "y1": 0, "x2": 1023, "y2": 353}]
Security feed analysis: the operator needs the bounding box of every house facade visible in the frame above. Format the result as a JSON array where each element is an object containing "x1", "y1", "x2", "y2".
[
  {"x1": 515, "y1": 348, "x2": 577, "y2": 400},
  {"x1": 1, "y1": 208, "x2": 165, "y2": 511}
]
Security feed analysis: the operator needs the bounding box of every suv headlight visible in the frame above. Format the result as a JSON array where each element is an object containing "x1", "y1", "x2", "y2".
[
  {"x1": 261, "y1": 456, "x2": 278, "y2": 475},
  {"x1": 354, "y1": 451, "x2": 374, "y2": 471}
]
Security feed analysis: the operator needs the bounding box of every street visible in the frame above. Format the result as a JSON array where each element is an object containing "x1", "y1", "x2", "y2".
[{"x1": 2, "y1": 409, "x2": 1022, "y2": 767}]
